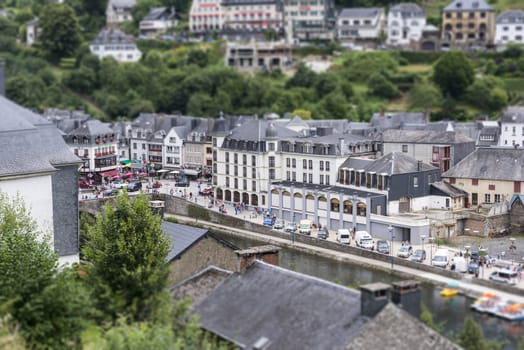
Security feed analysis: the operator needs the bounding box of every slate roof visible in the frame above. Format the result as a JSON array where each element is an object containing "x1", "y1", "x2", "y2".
[
  {"x1": 389, "y1": 3, "x2": 425, "y2": 17},
  {"x1": 222, "y1": 0, "x2": 281, "y2": 5},
  {"x1": 272, "y1": 180, "x2": 385, "y2": 199},
  {"x1": 381, "y1": 129, "x2": 474, "y2": 144},
  {"x1": 348, "y1": 303, "x2": 461, "y2": 350},
  {"x1": 340, "y1": 157, "x2": 375, "y2": 170},
  {"x1": 0, "y1": 96, "x2": 81, "y2": 177},
  {"x1": 371, "y1": 111, "x2": 426, "y2": 130},
  {"x1": 497, "y1": 10, "x2": 524, "y2": 24},
  {"x1": 364, "y1": 152, "x2": 436, "y2": 175},
  {"x1": 143, "y1": 7, "x2": 177, "y2": 21},
  {"x1": 161, "y1": 221, "x2": 238, "y2": 262},
  {"x1": 443, "y1": 0, "x2": 493, "y2": 12},
  {"x1": 431, "y1": 181, "x2": 467, "y2": 198},
  {"x1": 193, "y1": 261, "x2": 367, "y2": 349},
  {"x1": 91, "y1": 28, "x2": 136, "y2": 45},
  {"x1": 442, "y1": 148, "x2": 524, "y2": 181},
  {"x1": 339, "y1": 7, "x2": 383, "y2": 18},
  {"x1": 110, "y1": 0, "x2": 136, "y2": 8},
  {"x1": 69, "y1": 119, "x2": 113, "y2": 136},
  {"x1": 500, "y1": 106, "x2": 524, "y2": 123},
  {"x1": 227, "y1": 119, "x2": 301, "y2": 141}
]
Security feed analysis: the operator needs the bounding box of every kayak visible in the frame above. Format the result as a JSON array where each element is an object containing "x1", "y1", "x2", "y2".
[{"x1": 440, "y1": 288, "x2": 458, "y2": 297}]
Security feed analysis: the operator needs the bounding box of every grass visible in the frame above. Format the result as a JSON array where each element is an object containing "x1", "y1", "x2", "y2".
[
  {"x1": 503, "y1": 77, "x2": 524, "y2": 92},
  {"x1": 399, "y1": 64, "x2": 433, "y2": 74}
]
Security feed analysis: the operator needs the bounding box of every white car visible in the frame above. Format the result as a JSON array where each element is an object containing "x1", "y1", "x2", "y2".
[
  {"x1": 273, "y1": 219, "x2": 285, "y2": 230},
  {"x1": 397, "y1": 245, "x2": 413, "y2": 258},
  {"x1": 112, "y1": 180, "x2": 127, "y2": 189}
]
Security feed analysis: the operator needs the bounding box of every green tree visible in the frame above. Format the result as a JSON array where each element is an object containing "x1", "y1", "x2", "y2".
[
  {"x1": 37, "y1": 3, "x2": 82, "y2": 61},
  {"x1": 82, "y1": 194, "x2": 171, "y2": 324},
  {"x1": 367, "y1": 72, "x2": 400, "y2": 99},
  {"x1": 456, "y1": 316, "x2": 486, "y2": 350},
  {"x1": 314, "y1": 72, "x2": 339, "y2": 98},
  {"x1": 291, "y1": 109, "x2": 312, "y2": 120},
  {"x1": 420, "y1": 304, "x2": 445, "y2": 332},
  {"x1": 286, "y1": 63, "x2": 316, "y2": 89},
  {"x1": 432, "y1": 51, "x2": 474, "y2": 99},
  {"x1": 408, "y1": 79, "x2": 443, "y2": 110},
  {"x1": 487, "y1": 87, "x2": 508, "y2": 112}
]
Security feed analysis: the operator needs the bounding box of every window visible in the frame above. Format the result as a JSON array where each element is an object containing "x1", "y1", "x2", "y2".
[
  {"x1": 269, "y1": 156, "x2": 275, "y2": 168},
  {"x1": 286, "y1": 157, "x2": 291, "y2": 167},
  {"x1": 269, "y1": 143, "x2": 275, "y2": 151},
  {"x1": 252, "y1": 155, "x2": 256, "y2": 166},
  {"x1": 286, "y1": 171, "x2": 291, "y2": 181},
  {"x1": 133, "y1": 143, "x2": 137, "y2": 149},
  {"x1": 303, "y1": 173, "x2": 307, "y2": 182},
  {"x1": 494, "y1": 194, "x2": 501, "y2": 203},
  {"x1": 326, "y1": 162, "x2": 330, "y2": 171},
  {"x1": 308, "y1": 160, "x2": 313, "y2": 169},
  {"x1": 320, "y1": 174, "x2": 324, "y2": 184},
  {"x1": 446, "y1": 13, "x2": 451, "y2": 18},
  {"x1": 485, "y1": 194, "x2": 491, "y2": 203},
  {"x1": 226, "y1": 164, "x2": 230, "y2": 175},
  {"x1": 449, "y1": 178, "x2": 456, "y2": 184},
  {"x1": 472, "y1": 193, "x2": 478, "y2": 205},
  {"x1": 303, "y1": 159, "x2": 307, "y2": 169},
  {"x1": 320, "y1": 160, "x2": 324, "y2": 170},
  {"x1": 269, "y1": 169, "x2": 275, "y2": 180},
  {"x1": 243, "y1": 180, "x2": 247, "y2": 190},
  {"x1": 489, "y1": 184, "x2": 495, "y2": 190},
  {"x1": 252, "y1": 181, "x2": 257, "y2": 191},
  {"x1": 142, "y1": 144, "x2": 146, "y2": 150},
  {"x1": 292, "y1": 172, "x2": 296, "y2": 181},
  {"x1": 243, "y1": 154, "x2": 247, "y2": 164},
  {"x1": 413, "y1": 176, "x2": 419, "y2": 188},
  {"x1": 402, "y1": 145, "x2": 408, "y2": 153},
  {"x1": 252, "y1": 168, "x2": 256, "y2": 178},
  {"x1": 472, "y1": 179, "x2": 479, "y2": 186},
  {"x1": 234, "y1": 178, "x2": 238, "y2": 189},
  {"x1": 243, "y1": 167, "x2": 247, "y2": 177},
  {"x1": 326, "y1": 175, "x2": 330, "y2": 185},
  {"x1": 226, "y1": 152, "x2": 230, "y2": 162},
  {"x1": 226, "y1": 177, "x2": 230, "y2": 187},
  {"x1": 234, "y1": 153, "x2": 238, "y2": 164},
  {"x1": 292, "y1": 159, "x2": 296, "y2": 168},
  {"x1": 309, "y1": 174, "x2": 313, "y2": 183},
  {"x1": 515, "y1": 181, "x2": 521, "y2": 193},
  {"x1": 234, "y1": 166, "x2": 238, "y2": 176}
]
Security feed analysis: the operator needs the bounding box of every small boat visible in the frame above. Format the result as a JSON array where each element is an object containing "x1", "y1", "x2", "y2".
[
  {"x1": 471, "y1": 293, "x2": 524, "y2": 321},
  {"x1": 440, "y1": 288, "x2": 458, "y2": 297}
]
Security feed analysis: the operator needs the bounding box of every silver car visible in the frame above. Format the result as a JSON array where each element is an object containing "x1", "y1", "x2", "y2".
[{"x1": 273, "y1": 219, "x2": 285, "y2": 230}]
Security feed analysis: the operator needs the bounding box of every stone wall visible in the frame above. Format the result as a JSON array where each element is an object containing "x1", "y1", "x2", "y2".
[{"x1": 510, "y1": 200, "x2": 524, "y2": 234}]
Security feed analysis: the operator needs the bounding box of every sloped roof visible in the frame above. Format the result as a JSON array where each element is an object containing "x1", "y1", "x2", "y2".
[
  {"x1": 339, "y1": 7, "x2": 383, "y2": 18},
  {"x1": 143, "y1": 7, "x2": 176, "y2": 21},
  {"x1": 69, "y1": 119, "x2": 113, "y2": 136},
  {"x1": 365, "y1": 152, "x2": 436, "y2": 175},
  {"x1": 371, "y1": 112, "x2": 426, "y2": 129},
  {"x1": 497, "y1": 9, "x2": 524, "y2": 24},
  {"x1": 389, "y1": 3, "x2": 425, "y2": 17},
  {"x1": 0, "y1": 96, "x2": 81, "y2": 177},
  {"x1": 348, "y1": 303, "x2": 461, "y2": 350},
  {"x1": 193, "y1": 261, "x2": 366, "y2": 349},
  {"x1": 227, "y1": 119, "x2": 300, "y2": 141},
  {"x1": 500, "y1": 106, "x2": 524, "y2": 123},
  {"x1": 509, "y1": 194, "x2": 524, "y2": 208},
  {"x1": 442, "y1": 148, "x2": 524, "y2": 181},
  {"x1": 444, "y1": 0, "x2": 493, "y2": 11},
  {"x1": 110, "y1": 0, "x2": 136, "y2": 8},
  {"x1": 382, "y1": 129, "x2": 474, "y2": 144},
  {"x1": 91, "y1": 28, "x2": 136, "y2": 45},
  {"x1": 431, "y1": 181, "x2": 468, "y2": 198},
  {"x1": 340, "y1": 157, "x2": 375, "y2": 170}
]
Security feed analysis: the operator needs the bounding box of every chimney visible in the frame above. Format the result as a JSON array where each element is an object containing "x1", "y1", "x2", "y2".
[
  {"x1": 0, "y1": 57, "x2": 5, "y2": 97},
  {"x1": 339, "y1": 137, "x2": 345, "y2": 153},
  {"x1": 417, "y1": 160, "x2": 422, "y2": 171},
  {"x1": 235, "y1": 245, "x2": 281, "y2": 273},
  {"x1": 423, "y1": 108, "x2": 430, "y2": 124},
  {"x1": 380, "y1": 109, "x2": 385, "y2": 119},
  {"x1": 390, "y1": 280, "x2": 421, "y2": 318},
  {"x1": 360, "y1": 282, "x2": 391, "y2": 318}
]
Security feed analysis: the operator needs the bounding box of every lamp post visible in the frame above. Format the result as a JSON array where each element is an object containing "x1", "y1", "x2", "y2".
[
  {"x1": 428, "y1": 237, "x2": 434, "y2": 263},
  {"x1": 291, "y1": 212, "x2": 296, "y2": 244},
  {"x1": 420, "y1": 234, "x2": 426, "y2": 261},
  {"x1": 389, "y1": 225, "x2": 394, "y2": 269}
]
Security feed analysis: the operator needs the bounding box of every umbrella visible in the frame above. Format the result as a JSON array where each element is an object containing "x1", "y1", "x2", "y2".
[
  {"x1": 123, "y1": 172, "x2": 133, "y2": 177},
  {"x1": 447, "y1": 281, "x2": 459, "y2": 288},
  {"x1": 483, "y1": 292, "x2": 497, "y2": 298},
  {"x1": 112, "y1": 174, "x2": 121, "y2": 179},
  {"x1": 138, "y1": 172, "x2": 148, "y2": 177}
]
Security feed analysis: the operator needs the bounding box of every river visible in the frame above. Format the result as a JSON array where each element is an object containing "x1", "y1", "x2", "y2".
[{"x1": 215, "y1": 231, "x2": 524, "y2": 349}]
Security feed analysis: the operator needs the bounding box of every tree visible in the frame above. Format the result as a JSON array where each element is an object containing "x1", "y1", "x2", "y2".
[
  {"x1": 291, "y1": 109, "x2": 312, "y2": 120},
  {"x1": 420, "y1": 304, "x2": 445, "y2": 332},
  {"x1": 408, "y1": 79, "x2": 443, "y2": 110},
  {"x1": 487, "y1": 87, "x2": 508, "y2": 112},
  {"x1": 456, "y1": 316, "x2": 487, "y2": 350},
  {"x1": 367, "y1": 72, "x2": 400, "y2": 99},
  {"x1": 37, "y1": 3, "x2": 82, "y2": 61},
  {"x1": 82, "y1": 194, "x2": 171, "y2": 324},
  {"x1": 432, "y1": 51, "x2": 474, "y2": 99},
  {"x1": 285, "y1": 63, "x2": 316, "y2": 89}
]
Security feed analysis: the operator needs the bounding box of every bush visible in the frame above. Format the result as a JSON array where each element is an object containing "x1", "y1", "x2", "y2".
[
  {"x1": 187, "y1": 204, "x2": 210, "y2": 221},
  {"x1": 398, "y1": 51, "x2": 442, "y2": 64}
]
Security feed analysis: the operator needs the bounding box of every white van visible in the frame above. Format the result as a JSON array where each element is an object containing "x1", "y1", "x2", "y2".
[
  {"x1": 432, "y1": 249, "x2": 449, "y2": 268},
  {"x1": 355, "y1": 231, "x2": 374, "y2": 250},
  {"x1": 337, "y1": 229, "x2": 351, "y2": 244},
  {"x1": 299, "y1": 219, "x2": 313, "y2": 235},
  {"x1": 452, "y1": 256, "x2": 467, "y2": 273}
]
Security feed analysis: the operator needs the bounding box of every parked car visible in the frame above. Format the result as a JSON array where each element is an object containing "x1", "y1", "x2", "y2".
[
  {"x1": 273, "y1": 219, "x2": 285, "y2": 230},
  {"x1": 376, "y1": 240, "x2": 390, "y2": 254},
  {"x1": 175, "y1": 179, "x2": 190, "y2": 187},
  {"x1": 489, "y1": 269, "x2": 518, "y2": 285},
  {"x1": 317, "y1": 228, "x2": 329, "y2": 240},
  {"x1": 112, "y1": 179, "x2": 127, "y2": 189},
  {"x1": 397, "y1": 245, "x2": 413, "y2": 258},
  {"x1": 78, "y1": 180, "x2": 94, "y2": 189},
  {"x1": 468, "y1": 260, "x2": 480, "y2": 274},
  {"x1": 127, "y1": 181, "x2": 142, "y2": 192},
  {"x1": 263, "y1": 216, "x2": 276, "y2": 227},
  {"x1": 411, "y1": 249, "x2": 426, "y2": 263},
  {"x1": 285, "y1": 222, "x2": 298, "y2": 233}
]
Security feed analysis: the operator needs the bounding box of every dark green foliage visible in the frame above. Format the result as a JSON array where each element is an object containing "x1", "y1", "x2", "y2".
[
  {"x1": 82, "y1": 194, "x2": 171, "y2": 324},
  {"x1": 188, "y1": 204, "x2": 211, "y2": 221},
  {"x1": 0, "y1": 17, "x2": 19, "y2": 38},
  {"x1": 343, "y1": 51, "x2": 399, "y2": 82},
  {"x1": 420, "y1": 304, "x2": 445, "y2": 332},
  {"x1": 367, "y1": 72, "x2": 400, "y2": 99},
  {"x1": 464, "y1": 76, "x2": 508, "y2": 112},
  {"x1": 455, "y1": 316, "x2": 506, "y2": 350},
  {"x1": 433, "y1": 51, "x2": 474, "y2": 98},
  {"x1": 286, "y1": 63, "x2": 316, "y2": 89}
]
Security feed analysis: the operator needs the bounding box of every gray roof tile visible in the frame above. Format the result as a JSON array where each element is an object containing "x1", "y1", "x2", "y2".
[
  {"x1": 339, "y1": 7, "x2": 384, "y2": 18},
  {"x1": 497, "y1": 9, "x2": 524, "y2": 24},
  {"x1": 443, "y1": 0, "x2": 493, "y2": 12},
  {"x1": 382, "y1": 129, "x2": 473, "y2": 144},
  {"x1": 91, "y1": 28, "x2": 137, "y2": 45},
  {"x1": 162, "y1": 221, "x2": 210, "y2": 262},
  {"x1": 500, "y1": 106, "x2": 524, "y2": 123},
  {"x1": 389, "y1": 3, "x2": 425, "y2": 17}
]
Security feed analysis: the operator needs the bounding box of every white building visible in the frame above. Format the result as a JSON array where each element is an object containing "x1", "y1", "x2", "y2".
[
  {"x1": 26, "y1": 18, "x2": 39, "y2": 46},
  {"x1": 222, "y1": 0, "x2": 283, "y2": 32},
  {"x1": 89, "y1": 28, "x2": 142, "y2": 63},
  {"x1": 498, "y1": 106, "x2": 524, "y2": 148},
  {"x1": 106, "y1": 0, "x2": 136, "y2": 26},
  {"x1": 283, "y1": 0, "x2": 336, "y2": 41},
  {"x1": 337, "y1": 7, "x2": 385, "y2": 41},
  {"x1": 386, "y1": 3, "x2": 426, "y2": 47},
  {"x1": 495, "y1": 9, "x2": 524, "y2": 48},
  {"x1": 164, "y1": 127, "x2": 185, "y2": 169},
  {"x1": 189, "y1": 0, "x2": 223, "y2": 33},
  {"x1": 139, "y1": 7, "x2": 178, "y2": 37}
]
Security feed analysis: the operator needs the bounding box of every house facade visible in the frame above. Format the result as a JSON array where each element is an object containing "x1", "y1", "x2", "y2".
[
  {"x1": 222, "y1": 0, "x2": 283, "y2": 31},
  {"x1": 106, "y1": 0, "x2": 136, "y2": 26},
  {"x1": 225, "y1": 40, "x2": 292, "y2": 72},
  {"x1": 163, "y1": 127, "x2": 185, "y2": 169},
  {"x1": 336, "y1": 7, "x2": 385, "y2": 41},
  {"x1": 381, "y1": 126, "x2": 475, "y2": 174},
  {"x1": 442, "y1": 148, "x2": 524, "y2": 207},
  {"x1": 139, "y1": 7, "x2": 178, "y2": 37},
  {"x1": 386, "y1": 3, "x2": 426, "y2": 47},
  {"x1": 495, "y1": 10, "x2": 524, "y2": 48},
  {"x1": 189, "y1": 0, "x2": 223, "y2": 33},
  {"x1": 89, "y1": 28, "x2": 142, "y2": 63},
  {"x1": 0, "y1": 95, "x2": 82, "y2": 265},
  {"x1": 441, "y1": 0, "x2": 495, "y2": 49},
  {"x1": 283, "y1": 0, "x2": 336, "y2": 40},
  {"x1": 498, "y1": 106, "x2": 524, "y2": 147}
]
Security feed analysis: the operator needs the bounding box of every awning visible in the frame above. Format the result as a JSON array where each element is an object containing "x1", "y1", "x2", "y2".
[
  {"x1": 101, "y1": 170, "x2": 118, "y2": 178},
  {"x1": 157, "y1": 169, "x2": 169, "y2": 173},
  {"x1": 170, "y1": 170, "x2": 180, "y2": 174},
  {"x1": 184, "y1": 169, "x2": 201, "y2": 176},
  {"x1": 120, "y1": 159, "x2": 132, "y2": 165}
]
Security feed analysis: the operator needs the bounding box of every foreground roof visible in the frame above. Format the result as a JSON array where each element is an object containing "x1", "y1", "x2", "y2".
[
  {"x1": 194, "y1": 261, "x2": 366, "y2": 349},
  {"x1": 442, "y1": 147, "x2": 524, "y2": 181}
]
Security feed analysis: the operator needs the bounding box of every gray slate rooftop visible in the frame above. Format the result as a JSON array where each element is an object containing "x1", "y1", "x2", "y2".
[
  {"x1": 442, "y1": 147, "x2": 524, "y2": 181},
  {"x1": 382, "y1": 129, "x2": 473, "y2": 144},
  {"x1": 109, "y1": 0, "x2": 136, "y2": 8},
  {"x1": 500, "y1": 106, "x2": 524, "y2": 123},
  {"x1": 431, "y1": 180, "x2": 468, "y2": 198},
  {"x1": 0, "y1": 96, "x2": 81, "y2": 177},
  {"x1": 342, "y1": 152, "x2": 436, "y2": 175},
  {"x1": 69, "y1": 119, "x2": 113, "y2": 136},
  {"x1": 91, "y1": 28, "x2": 137, "y2": 45},
  {"x1": 227, "y1": 118, "x2": 300, "y2": 141},
  {"x1": 389, "y1": 3, "x2": 425, "y2": 17},
  {"x1": 339, "y1": 7, "x2": 383, "y2": 18},
  {"x1": 443, "y1": 0, "x2": 493, "y2": 11},
  {"x1": 162, "y1": 221, "x2": 210, "y2": 262},
  {"x1": 497, "y1": 9, "x2": 524, "y2": 23},
  {"x1": 348, "y1": 303, "x2": 461, "y2": 350},
  {"x1": 142, "y1": 7, "x2": 176, "y2": 21},
  {"x1": 193, "y1": 260, "x2": 366, "y2": 350}
]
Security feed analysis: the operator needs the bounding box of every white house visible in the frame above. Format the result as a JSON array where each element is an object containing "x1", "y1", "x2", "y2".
[
  {"x1": 337, "y1": 7, "x2": 385, "y2": 41},
  {"x1": 189, "y1": 0, "x2": 223, "y2": 33},
  {"x1": 106, "y1": 0, "x2": 136, "y2": 26},
  {"x1": 26, "y1": 18, "x2": 39, "y2": 46},
  {"x1": 498, "y1": 106, "x2": 524, "y2": 148},
  {"x1": 222, "y1": 0, "x2": 283, "y2": 31},
  {"x1": 164, "y1": 127, "x2": 185, "y2": 170},
  {"x1": 495, "y1": 9, "x2": 524, "y2": 48},
  {"x1": 284, "y1": 0, "x2": 336, "y2": 41},
  {"x1": 386, "y1": 3, "x2": 426, "y2": 47},
  {"x1": 139, "y1": 7, "x2": 178, "y2": 37},
  {"x1": 0, "y1": 94, "x2": 82, "y2": 266},
  {"x1": 89, "y1": 28, "x2": 142, "y2": 63}
]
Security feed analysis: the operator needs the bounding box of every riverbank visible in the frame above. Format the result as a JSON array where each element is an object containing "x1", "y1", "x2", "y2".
[{"x1": 172, "y1": 214, "x2": 524, "y2": 304}]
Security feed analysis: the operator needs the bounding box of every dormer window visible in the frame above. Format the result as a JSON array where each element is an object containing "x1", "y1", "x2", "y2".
[{"x1": 456, "y1": 2, "x2": 462, "y2": 8}]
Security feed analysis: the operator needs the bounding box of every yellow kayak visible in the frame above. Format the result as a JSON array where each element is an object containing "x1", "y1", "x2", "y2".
[{"x1": 440, "y1": 288, "x2": 458, "y2": 297}]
